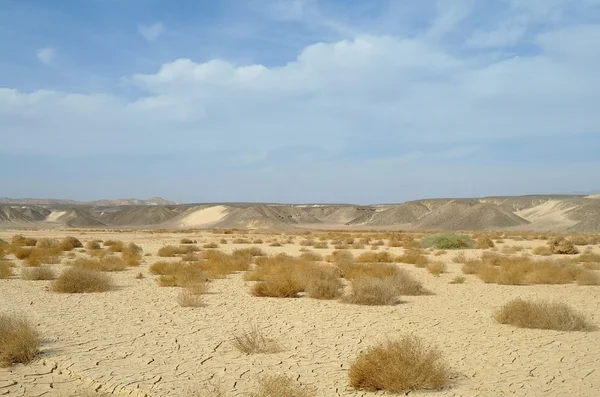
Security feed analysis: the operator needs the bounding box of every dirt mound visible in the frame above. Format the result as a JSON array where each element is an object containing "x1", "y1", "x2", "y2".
[
  {"x1": 348, "y1": 202, "x2": 430, "y2": 226},
  {"x1": 98, "y1": 206, "x2": 179, "y2": 226},
  {"x1": 414, "y1": 202, "x2": 529, "y2": 230}
]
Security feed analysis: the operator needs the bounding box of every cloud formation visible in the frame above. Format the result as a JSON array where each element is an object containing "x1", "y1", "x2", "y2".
[
  {"x1": 1, "y1": 0, "x2": 599, "y2": 201},
  {"x1": 138, "y1": 22, "x2": 165, "y2": 42},
  {"x1": 36, "y1": 47, "x2": 55, "y2": 65}
]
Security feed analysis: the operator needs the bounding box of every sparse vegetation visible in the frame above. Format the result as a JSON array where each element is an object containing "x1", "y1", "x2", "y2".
[
  {"x1": 349, "y1": 335, "x2": 450, "y2": 392},
  {"x1": 71, "y1": 256, "x2": 128, "y2": 272},
  {"x1": 532, "y1": 246, "x2": 552, "y2": 256},
  {"x1": 356, "y1": 251, "x2": 394, "y2": 263},
  {"x1": 494, "y1": 299, "x2": 594, "y2": 331},
  {"x1": 397, "y1": 250, "x2": 429, "y2": 267},
  {"x1": 426, "y1": 261, "x2": 447, "y2": 276},
  {"x1": 51, "y1": 267, "x2": 113, "y2": 293},
  {"x1": 343, "y1": 277, "x2": 399, "y2": 305},
  {"x1": 248, "y1": 374, "x2": 315, "y2": 397},
  {"x1": 476, "y1": 235, "x2": 495, "y2": 249},
  {"x1": 177, "y1": 288, "x2": 205, "y2": 307},
  {"x1": 450, "y1": 275, "x2": 466, "y2": 284},
  {"x1": 548, "y1": 237, "x2": 578, "y2": 255},
  {"x1": 0, "y1": 261, "x2": 14, "y2": 279},
  {"x1": 21, "y1": 266, "x2": 55, "y2": 280},
  {"x1": 232, "y1": 326, "x2": 282, "y2": 355},
  {"x1": 421, "y1": 233, "x2": 474, "y2": 250},
  {"x1": 0, "y1": 314, "x2": 40, "y2": 367}
]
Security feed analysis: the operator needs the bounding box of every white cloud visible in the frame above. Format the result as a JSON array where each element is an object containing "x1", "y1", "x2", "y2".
[
  {"x1": 36, "y1": 47, "x2": 55, "y2": 65},
  {"x1": 2, "y1": 23, "x2": 600, "y2": 162},
  {"x1": 138, "y1": 22, "x2": 165, "y2": 42}
]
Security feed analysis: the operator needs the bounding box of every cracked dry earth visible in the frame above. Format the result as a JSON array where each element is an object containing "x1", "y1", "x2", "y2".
[{"x1": 1, "y1": 231, "x2": 599, "y2": 396}]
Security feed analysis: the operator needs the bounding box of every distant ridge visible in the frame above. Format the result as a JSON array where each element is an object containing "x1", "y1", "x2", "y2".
[
  {"x1": 0, "y1": 197, "x2": 177, "y2": 206},
  {"x1": 1, "y1": 195, "x2": 600, "y2": 232}
]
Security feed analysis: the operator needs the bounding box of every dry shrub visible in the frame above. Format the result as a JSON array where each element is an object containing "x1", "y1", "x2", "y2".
[
  {"x1": 180, "y1": 238, "x2": 195, "y2": 244},
  {"x1": 248, "y1": 374, "x2": 315, "y2": 397},
  {"x1": 421, "y1": 233, "x2": 474, "y2": 250},
  {"x1": 326, "y1": 250, "x2": 354, "y2": 267},
  {"x1": 21, "y1": 266, "x2": 55, "y2": 280},
  {"x1": 313, "y1": 242, "x2": 328, "y2": 249},
  {"x1": 232, "y1": 326, "x2": 282, "y2": 354},
  {"x1": 397, "y1": 250, "x2": 429, "y2": 267},
  {"x1": 494, "y1": 299, "x2": 594, "y2": 331},
  {"x1": 548, "y1": 237, "x2": 578, "y2": 255},
  {"x1": 253, "y1": 239, "x2": 264, "y2": 244},
  {"x1": 60, "y1": 236, "x2": 83, "y2": 251},
  {"x1": 426, "y1": 262, "x2": 446, "y2": 276},
  {"x1": 299, "y1": 251, "x2": 323, "y2": 262},
  {"x1": 121, "y1": 243, "x2": 142, "y2": 266},
  {"x1": 35, "y1": 238, "x2": 59, "y2": 249},
  {"x1": 85, "y1": 240, "x2": 101, "y2": 250},
  {"x1": 232, "y1": 247, "x2": 265, "y2": 258},
  {"x1": 269, "y1": 242, "x2": 282, "y2": 247},
  {"x1": 51, "y1": 267, "x2": 113, "y2": 293},
  {"x1": 476, "y1": 265, "x2": 500, "y2": 283},
  {"x1": 340, "y1": 263, "x2": 427, "y2": 296},
  {"x1": 343, "y1": 277, "x2": 399, "y2": 305},
  {"x1": 232, "y1": 238, "x2": 251, "y2": 244},
  {"x1": 569, "y1": 235, "x2": 590, "y2": 246},
  {"x1": 356, "y1": 251, "x2": 394, "y2": 263},
  {"x1": 450, "y1": 275, "x2": 466, "y2": 284},
  {"x1": 0, "y1": 261, "x2": 14, "y2": 279},
  {"x1": 201, "y1": 250, "x2": 251, "y2": 278},
  {"x1": 104, "y1": 240, "x2": 124, "y2": 252},
  {"x1": 476, "y1": 235, "x2": 495, "y2": 249},
  {"x1": 349, "y1": 335, "x2": 449, "y2": 392},
  {"x1": 11, "y1": 235, "x2": 37, "y2": 246},
  {"x1": 153, "y1": 262, "x2": 208, "y2": 290},
  {"x1": 203, "y1": 242, "x2": 219, "y2": 249},
  {"x1": 71, "y1": 256, "x2": 127, "y2": 272},
  {"x1": 452, "y1": 253, "x2": 466, "y2": 263},
  {"x1": 23, "y1": 247, "x2": 61, "y2": 267},
  {"x1": 576, "y1": 270, "x2": 600, "y2": 286},
  {"x1": 304, "y1": 266, "x2": 344, "y2": 300},
  {"x1": 532, "y1": 246, "x2": 552, "y2": 256},
  {"x1": 158, "y1": 245, "x2": 200, "y2": 257},
  {"x1": 0, "y1": 314, "x2": 40, "y2": 367},
  {"x1": 177, "y1": 288, "x2": 205, "y2": 307},
  {"x1": 252, "y1": 275, "x2": 303, "y2": 298}
]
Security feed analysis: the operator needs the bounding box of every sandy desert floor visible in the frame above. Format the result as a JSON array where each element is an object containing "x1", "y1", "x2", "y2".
[{"x1": 1, "y1": 229, "x2": 599, "y2": 397}]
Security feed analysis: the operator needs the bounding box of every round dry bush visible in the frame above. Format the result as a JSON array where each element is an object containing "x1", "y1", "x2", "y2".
[
  {"x1": 252, "y1": 275, "x2": 303, "y2": 298},
  {"x1": 60, "y1": 236, "x2": 83, "y2": 251},
  {"x1": 51, "y1": 267, "x2": 113, "y2": 293},
  {"x1": 548, "y1": 237, "x2": 578, "y2": 255},
  {"x1": 421, "y1": 233, "x2": 474, "y2": 250},
  {"x1": 0, "y1": 314, "x2": 40, "y2": 367},
  {"x1": 21, "y1": 266, "x2": 56, "y2": 280},
  {"x1": 349, "y1": 335, "x2": 450, "y2": 393},
  {"x1": 343, "y1": 277, "x2": 399, "y2": 306},
  {"x1": 494, "y1": 299, "x2": 595, "y2": 331}
]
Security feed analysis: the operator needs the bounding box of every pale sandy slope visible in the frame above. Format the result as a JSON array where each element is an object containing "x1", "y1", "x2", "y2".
[
  {"x1": 515, "y1": 200, "x2": 579, "y2": 230},
  {"x1": 178, "y1": 205, "x2": 228, "y2": 228},
  {"x1": 1, "y1": 230, "x2": 599, "y2": 397}
]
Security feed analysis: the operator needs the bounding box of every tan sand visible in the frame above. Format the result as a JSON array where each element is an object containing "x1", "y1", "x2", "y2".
[
  {"x1": 179, "y1": 206, "x2": 228, "y2": 228},
  {"x1": 1, "y1": 229, "x2": 599, "y2": 396}
]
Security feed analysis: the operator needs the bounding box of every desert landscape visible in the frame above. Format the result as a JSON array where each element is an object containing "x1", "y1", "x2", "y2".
[{"x1": 1, "y1": 209, "x2": 599, "y2": 396}]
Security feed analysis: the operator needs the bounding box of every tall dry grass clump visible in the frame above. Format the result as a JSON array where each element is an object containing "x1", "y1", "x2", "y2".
[
  {"x1": 21, "y1": 267, "x2": 55, "y2": 280},
  {"x1": 494, "y1": 299, "x2": 595, "y2": 331},
  {"x1": 71, "y1": 256, "x2": 128, "y2": 272},
  {"x1": 303, "y1": 265, "x2": 344, "y2": 300},
  {"x1": 532, "y1": 246, "x2": 552, "y2": 256},
  {"x1": 343, "y1": 277, "x2": 399, "y2": 306},
  {"x1": 576, "y1": 270, "x2": 600, "y2": 286},
  {"x1": 426, "y1": 261, "x2": 447, "y2": 276},
  {"x1": 349, "y1": 335, "x2": 450, "y2": 392},
  {"x1": 11, "y1": 235, "x2": 37, "y2": 246},
  {"x1": 248, "y1": 374, "x2": 315, "y2": 397},
  {"x1": 232, "y1": 326, "x2": 282, "y2": 354},
  {"x1": 0, "y1": 261, "x2": 14, "y2": 279},
  {"x1": 397, "y1": 250, "x2": 429, "y2": 267},
  {"x1": 51, "y1": 267, "x2": 113, "y2": 293},
  {"x1": 548, "y1": 237, "x2": 578, "y2": 255},
  {"x1": 0, "y1": 314, "x2": 40, "y2": 367},
  {"x1": 476, "y1": 235, "x2": 495, "y2": 249},
  {"x1": 356, "y1": 251, "x2": 394, "y2": 263},
  {"x1": 85, "y1": 240, "x2": 102, "y2": 250},
  {"x1": 121, "y1": 243, "x2": 142, "y2": 266},
  {"x1": 60, "y1": 236, "x2": 83, "y2": 251},
  {"x1": 326, "y1": 250, "x2": 354, "y2": 267},
  {"x1": 177, "y1": 288, "x2": 205, "y2": 307},
  {"x1": 339, "y1": 263, "x2": 427, "y2": 296}
]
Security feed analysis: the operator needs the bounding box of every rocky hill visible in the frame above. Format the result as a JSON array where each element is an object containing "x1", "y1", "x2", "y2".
[{"x1": 1, "y1": 195, "x2": 600, "y2": 232}]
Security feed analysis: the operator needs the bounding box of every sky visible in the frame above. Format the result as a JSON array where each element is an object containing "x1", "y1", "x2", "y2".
[{"x1": 1, "y1": 0, "x2": 600, "y2": 204}]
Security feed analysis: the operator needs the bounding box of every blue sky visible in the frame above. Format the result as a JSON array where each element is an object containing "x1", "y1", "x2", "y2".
[{"x1": 1, "y1": 0, "x2": 599, "y2": 203}]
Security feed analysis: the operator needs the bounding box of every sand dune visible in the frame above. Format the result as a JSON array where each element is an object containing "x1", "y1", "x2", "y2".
[{"x1": 178, "y1": 205, "x2": 228, "y2": 227}]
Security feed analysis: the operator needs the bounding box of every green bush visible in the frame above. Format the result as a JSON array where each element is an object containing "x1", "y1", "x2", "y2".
[{"x1": 421, "y1": 233, "x2": 474, "y2": 250}]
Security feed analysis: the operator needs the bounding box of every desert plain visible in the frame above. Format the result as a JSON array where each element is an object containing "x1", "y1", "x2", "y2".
[{"x1": 1, "y1": 226, "x2": 599, "y2": 397}]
